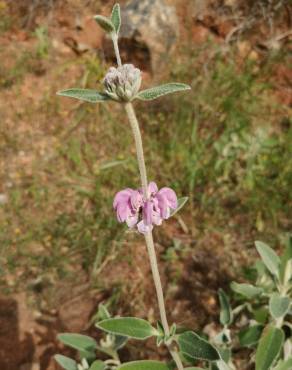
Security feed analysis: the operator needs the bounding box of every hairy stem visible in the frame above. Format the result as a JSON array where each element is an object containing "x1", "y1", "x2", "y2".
[
  {"x1": 112, "y1": 34, "x2": 184, "y2": 370},
  {"x1": 125, "y1": 103, "x2": 184, "y2": 370}
]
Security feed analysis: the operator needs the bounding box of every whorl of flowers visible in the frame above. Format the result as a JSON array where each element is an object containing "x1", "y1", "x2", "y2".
[{"x1": 103, "y1": 64, "x2": 142, "y2": 102}]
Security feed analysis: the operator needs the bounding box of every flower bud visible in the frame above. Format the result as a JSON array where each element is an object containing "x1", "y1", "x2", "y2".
[{"x1": 103, "y1": 64, "x2": 142, "y2": 102}]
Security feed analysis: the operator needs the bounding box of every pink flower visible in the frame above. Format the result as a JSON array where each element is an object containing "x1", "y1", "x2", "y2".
[{"x1": 113, "y1": 182, "x2": 178, "y2": 234}]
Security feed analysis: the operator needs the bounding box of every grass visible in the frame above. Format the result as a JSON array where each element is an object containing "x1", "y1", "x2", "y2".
[{"x1": 0, "y1": 35, "x2": 291, "y2": 299}]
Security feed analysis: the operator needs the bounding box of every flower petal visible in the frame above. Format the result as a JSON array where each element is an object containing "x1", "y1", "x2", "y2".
[
  {"x1": 113, "y1": 188, "x2": 134, "y2": 209},
  {"x1": 158, "y1": 187, "x2": 178, "y2": 209}
]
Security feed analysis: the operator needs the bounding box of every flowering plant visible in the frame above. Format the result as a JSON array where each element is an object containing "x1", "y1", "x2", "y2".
[{"x1": 55, "y1": 4, "x2": 291, "y2": 370}]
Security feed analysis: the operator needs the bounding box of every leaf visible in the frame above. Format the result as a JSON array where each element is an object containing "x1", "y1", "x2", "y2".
[
  {"x1": 57, "y1": 89, "x2": 110, "y2": 103},
  {"x1": 96, "y1": 317, "x2": 158, "y2": 340},
  {"x1": 255, "y1": 326, "x2": 284, "y2": 370},
  {"x1": 230, "y1": 282, "x2": 263, "y2": 299},
  {"x1": 89, "y1": 360, "x2": 106, "y2": 370},
  {"x1": 113, "y1": 335, "x2": 128, "y2": 350},
  {"x1": 137, "y1": 83, "x2": 191, "y2": 101},
  {"x1": 255, "y1": 241, "x2": 280, "y2": 278},
  {"x1": 177, "y1": 331, "x2": 221, "y2": 361},
  {"x1": 54, "y1": 355, "x2": 78, "y2": 370},
  {"x1": 169, "y1": 197, "x2": 188, "y2": 217},
  {"x1": 273, "y1": 358, "x2": 292, "y2": 370},
  {"x1": 117, "y1": 361, "x2": 169, "y2": 370},
  {"x1": 111, "y1": 4, "x2": 121, "y2": 34},
  {"x1": 269, "y1": 293, "x2": 290, "y2": 319},
  {"x1": 218, "y1": 289, "x2": 232, "y2": 326},
  {"x1": 238, "y1": 325, "x2": 264, "y2": 347},
  {"x1": 94, "y1": 15, "x2": 115, "y2": 33},
  {"x1": 280, "y1": 236, "x2": 292, "y2": 285},
  {"x1": 57, "y1": 333, "x2": 97, "y2": 352}
]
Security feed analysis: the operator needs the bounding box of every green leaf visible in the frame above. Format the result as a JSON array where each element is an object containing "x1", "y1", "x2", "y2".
[
  {"x1": 230, "y1": 282, "x2": 263, "y2": 299},
  {"x1": 57, "y1": 89, "x2": 110, "y2": 103},
  {"x1": 57, "y1": 333, "x2": 97, "y2": 352},
  {"x1": 218, "y1": 289, "x2": 232, "y2": 326},
  {"x1": 269, "y1": 293, "x2": 290, "y2": 319},
  {"x1": 255, "y1": 241, "x2": 280, "y2": 278},
  {"x1": 113, "y1": 335, "x2": 128, "y2": 350},
  {"x1": 137, "y1": 83, "x2": 191, "y2": 101},
  {"x1": 94, "y1": 15, "x2": 115, "y2": 33},
  {"x1": 185, "y1": 368, "x2": 206, "y2": 370},
  {"x1": 273, "y1": 358, "x2": 292, "y2": 370},
  {"x1": 255, "y1": 326, "x2": 284, "y2": 370},
  {"x1": 169, "y1": 197, "x2": 188, "y2": 217},
  {"x1": 54, "y1": 355, "x2": 78, "y2": 370},
  {"x1": 111, "y1": 4, "x2": 121, "y2": 34},
  {"x1": 280, "y1": 236, "x2": 292, "y2": 285},
  {"x1": 117, "y1": 361, "x2": 169, "y2": 370},
  {"x1": 96, "y1": 317, "x2": 158, "y2": 340},
  {"x1": 89, "y1": 360, "x2": 106, "y2": 370},
  {"x1": 238, "y1": 325, "x2": 264, "y2": 347},
  {"x1": 177, "y1": 331, "x2": 220, "y2": 361}
]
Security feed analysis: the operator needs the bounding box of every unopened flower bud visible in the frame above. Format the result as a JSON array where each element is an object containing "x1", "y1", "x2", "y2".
[{"x1": 103, "y1": 64, "x2": 142, "y2": 102}]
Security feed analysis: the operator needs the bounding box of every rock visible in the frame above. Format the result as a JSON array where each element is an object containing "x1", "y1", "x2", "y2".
[
  {"x1": 58, "y1": 295, "x2": 95, "y2": 332},
  {"x1": 104, "y1": 0, "x2": 179, "y2": 72}
]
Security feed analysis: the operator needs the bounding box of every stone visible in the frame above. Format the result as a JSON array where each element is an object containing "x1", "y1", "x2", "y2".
[{"x1": 104, "y1": 0, "x2": 179, "y2": 72}]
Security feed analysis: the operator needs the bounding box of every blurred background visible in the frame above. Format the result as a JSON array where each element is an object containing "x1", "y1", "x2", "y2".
[{"x1": 0, "y1": 0, "x2": 291, "y2": 369}]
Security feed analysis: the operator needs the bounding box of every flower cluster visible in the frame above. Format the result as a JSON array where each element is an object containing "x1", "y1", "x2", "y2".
[
  {"x1": 113, "y1": 182, "x2": 178, "y2": 234},
  {"x1": 103, "y1": 64, "x2": 142, "y2": 102}
]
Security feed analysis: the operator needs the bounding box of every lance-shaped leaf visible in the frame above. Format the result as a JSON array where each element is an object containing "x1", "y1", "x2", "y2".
[
  {"x1": 111, "y1": 4, "x2": 121, "y2": 34},
  {"x1": 255, "y1": 241, "x2": 280, "y2": 278},
  {"x1": 273, "y1": 358, "x2": 292, "y2": 370},
  {"x1": 230, "y1": 282, "x2": 263, "y2": 299},
  {"x1": 54, "y1": 355, "x2": 78, "y2": 370},
  {"x1": 57, "y1": 333, "x2": 97, "y2": 352},
  {"x1": 218, "y1": 289, "x2": 233, "y2": 326},
  {"x1": 96, "y1": 317, "x2": 158, "y2": 340},
  {"x1": 177, "y1": 331, "x2": 221, "y2": 361},
  {"x1": 90, "y1": 361, "x2": 106, "y2": 370},
  {"x1": 117, "y1": 361, "x2": 169, "y2": 370},
  {"x1": 238, "y1": 324, "x2": 264, "y2": 347},
  {"x1": 169, "y1": 197, "x2": 188, "y2": 217},
  {"x1": 255, "y1": 325, "x2": 284, "y2": 370},
  {"x1": 94, "y1": 15, "x2": 115, "y2": 33},
  {"x1": 57, "y1": 89, "x2": 110, "y2": 103},
  {"x1": 280, "y1": 236, "x2": 292, "y2": 285},
  {"x1": 137, "y1": 83, "x2": 191, "y2": 101},
  {"x1": 269, "y1": 293, "x2": 290, "y2": 319}
]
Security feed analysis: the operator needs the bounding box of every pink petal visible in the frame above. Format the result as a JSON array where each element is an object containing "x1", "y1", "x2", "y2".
[
  {"x1": 126, "y1": 213, "x2": 139, "y2": 228},
  {"x1": 113, "y1": 188, "x2": 134, "y2": 209},
  {"x1": 143, "y1": 200, "x2": 153, "y2": 225},
  {"x1": 148, "y1": 182, "x2": 158, "y2": 195},
  {"x1": 155, "y1": 192, "x2": 169, "y2": 219},
  {"x1": 158, "y1": 187, "x2": 178, "y2": 209},
  {"x1": 130, "y1": 190, "x2": 143, "y2": 210}
]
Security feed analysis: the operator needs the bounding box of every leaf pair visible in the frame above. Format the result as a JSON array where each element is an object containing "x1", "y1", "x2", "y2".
[
  {"x1": 94, "y1": 3, "x2": 121, "y2": 35},
  {"x1": 57, "y1": 83, "x2": 191, "y2": 104}
]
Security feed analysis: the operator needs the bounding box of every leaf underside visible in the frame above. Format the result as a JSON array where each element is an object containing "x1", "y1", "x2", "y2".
[
  {"x1": 57, "y1": 89, "x2": 110, "y2": 103},
  {"x1": 137, "y1": 83, "x2": 191, "y2": 101}
]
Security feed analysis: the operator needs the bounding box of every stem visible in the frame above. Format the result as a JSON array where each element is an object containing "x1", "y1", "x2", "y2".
[
  {"x1": 124, "y1": 104, "x2": 184, "y2": 370},
  {"x1": 112, "y1": 34, "x2": 122, "y2": 67},
  {"x1": 111, "y1": 34, "x2": 184, "y2": 370},
  {"x1": 124, "y1": 103, "x2": 148, "y2": 199}
]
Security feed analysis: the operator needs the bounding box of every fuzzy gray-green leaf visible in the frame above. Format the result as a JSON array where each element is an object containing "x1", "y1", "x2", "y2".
[
  {"x1": 269, "y1": 293, "x2": 290, "y2": 319},
  {"x1": 137, "y1": 83, "x2": 191, "y2": 101},
  {"x1": 96, "y1": 317, "x2": 158, "y2": 340},
  {"x1": 117, "y1": 361, "x2": 169, "y2": 370},
  {"x1": 57, "y1": 89, "x2": 111, "y2": 103},
  {"x1": 57, "y1": 333, "x2": 97, "y2": 352},
  {"x1": 218, "y1": 289, "x2": 232, "y2": 326},
  {"x1": 94, "y1": 15, "x2": 115, "y2": 33},
  {"x1": 255, "y1": 241, "x2": 280, "y2": 278},
  {"x1": 255, "y1": 325, "x2": 284, "y2": 370},
  {"x1": 178, "y1": 331, "x2": 220, "y2": 361},
  {"x1": 111, "y1": 4, "x2": 121, "y2": 34},
  {"x1": 54, "y1": 355, "x2": 78, "y2": 370},
  {"x1": 89, "y1": 361, "x2": 106, "y2": 370},
  {"x1": 169, "y1": 197, "x2": 188, "y2": 217},
  {"x1": 238, "y1": 324, "x2": 264, "y2": 347},
  {"x1": 230, "y1": 282, "x2": 263, "y2": 299}
]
